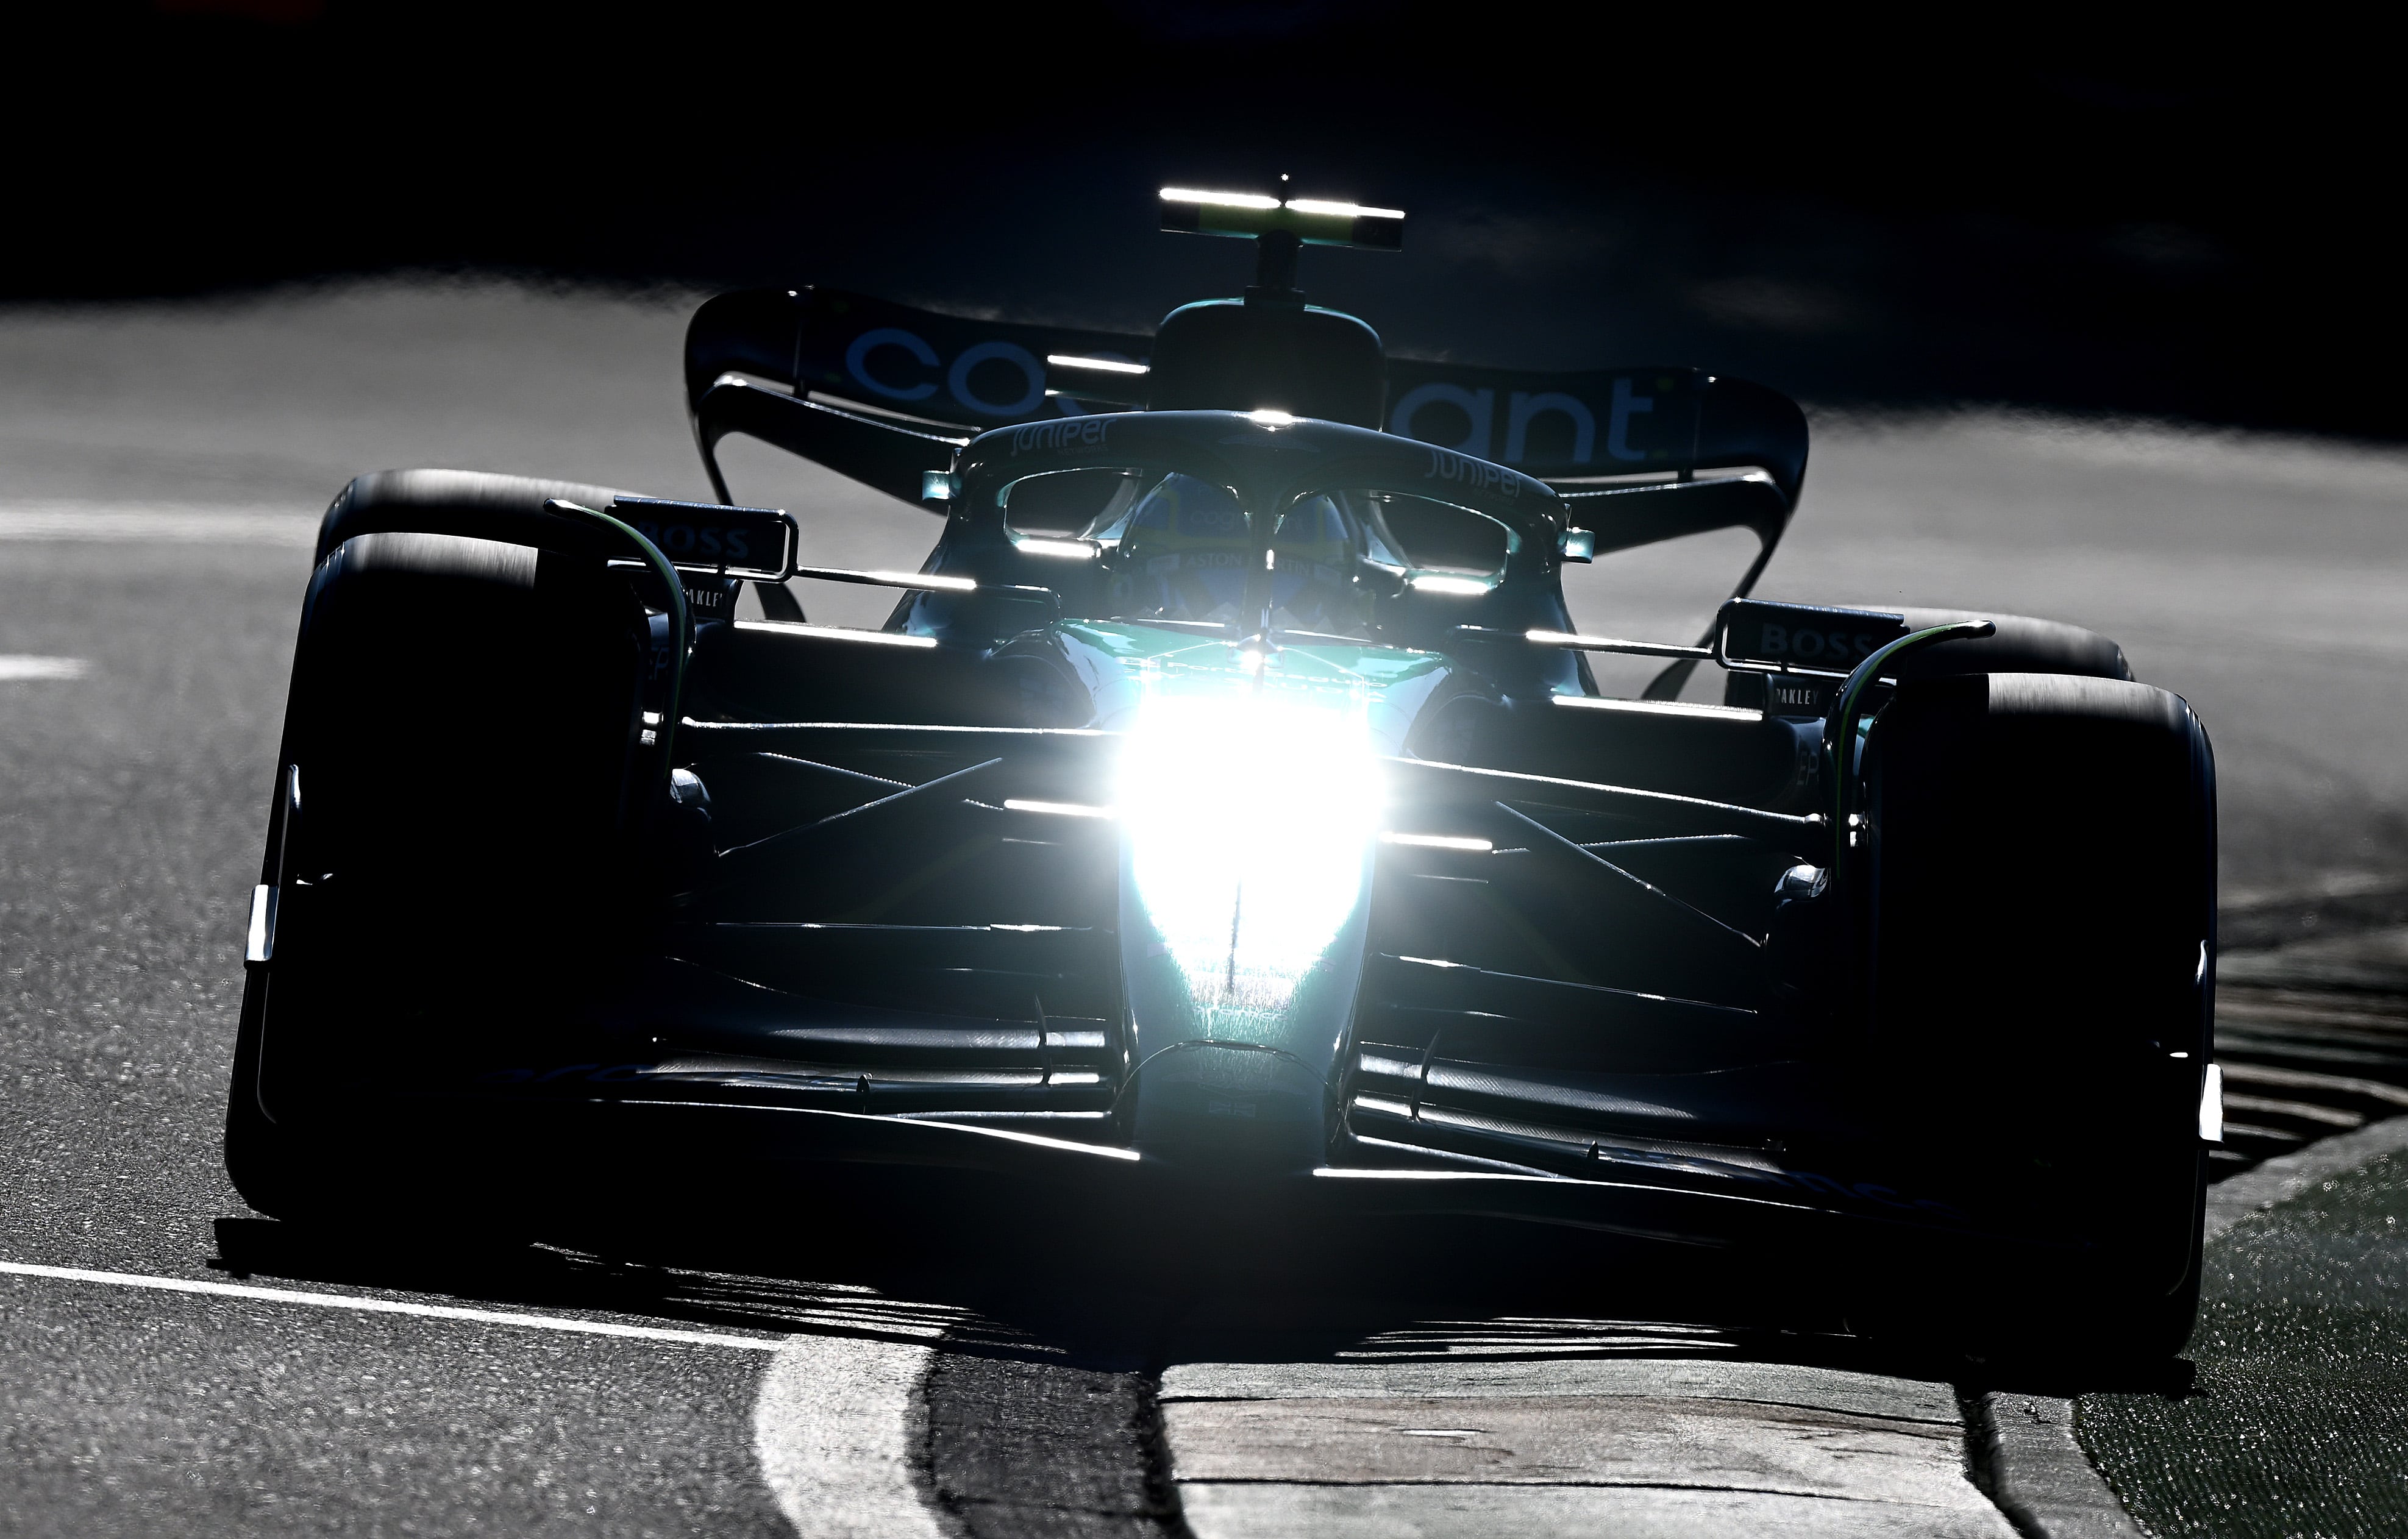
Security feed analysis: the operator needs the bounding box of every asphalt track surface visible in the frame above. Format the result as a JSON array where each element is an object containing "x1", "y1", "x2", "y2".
[{"x1": 4, "y1": 280, "x2": 2406, "y2": 1537}]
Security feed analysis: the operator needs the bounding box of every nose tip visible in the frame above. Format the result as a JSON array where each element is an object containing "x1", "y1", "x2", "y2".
[{"x1": 1128, "y1": 1042, "x2": 1332, "y2": 1174}]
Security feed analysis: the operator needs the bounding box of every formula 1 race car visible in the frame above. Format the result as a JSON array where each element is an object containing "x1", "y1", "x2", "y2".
[{"x1": 226, "y1": 191, "x2": 2218, "y2": 1357}]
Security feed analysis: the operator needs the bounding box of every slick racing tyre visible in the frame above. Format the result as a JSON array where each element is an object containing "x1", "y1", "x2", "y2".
[
  {"x1": 227, "y1": 480, "x2": 649, "y2": 1225},
  {"x1": 1861, "y1": 671, "x2": 2216, "y2": 1361}
]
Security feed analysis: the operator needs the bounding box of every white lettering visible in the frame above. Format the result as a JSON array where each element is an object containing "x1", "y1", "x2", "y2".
[
  {"x1": 1421, "y1": 446, "x2": 1520, "y2": 498},
  {"x1": 1389, "y1": 382, "x2": 1494, "y2": 455},
  {"x1": 1606, "y1": 377, "x2": 1655, "y2": 463},
  {"x1": 1503, "y1": 390, "x2": 1596, "y2": 464},
  {"x1": 844, "y1": 327, "x2": 939, "y2": 402},
  {"x1": 1010, "y1": 417, "x2": 1113, "y2": 455}
]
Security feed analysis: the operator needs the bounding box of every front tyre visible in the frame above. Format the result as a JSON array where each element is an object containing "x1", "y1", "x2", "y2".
[
  {"x1": 1862, "y1": 671, "x2": 2217, "y2": 1362},
  {"x1": 226, "y1": 494, "x2": 649, "y2": 1224}
]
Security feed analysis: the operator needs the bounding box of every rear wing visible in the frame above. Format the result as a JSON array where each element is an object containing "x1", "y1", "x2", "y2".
[
  {"x1": 1384, "y1": 360, "x2": 1806, "y2": 505},
  {"x1": 684, "y1": 288, "x2": 1147, "y2": 506},
  {"x1": 684, "y1": 287, "x2": 1808, "y2": 521}
]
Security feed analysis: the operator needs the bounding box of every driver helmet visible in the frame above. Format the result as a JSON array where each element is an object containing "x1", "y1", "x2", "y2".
[
  {"x1": 1113, "y1": 474, "x2": 1254, "y2": 624},
  {"x1": 1269, "y1": 494, "x2": 1365, "y2": 632}
]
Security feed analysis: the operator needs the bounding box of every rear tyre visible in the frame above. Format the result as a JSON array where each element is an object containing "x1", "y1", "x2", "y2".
[{"x1": 1862, "y1": 671, "x2": 2217, "y2": 1362}]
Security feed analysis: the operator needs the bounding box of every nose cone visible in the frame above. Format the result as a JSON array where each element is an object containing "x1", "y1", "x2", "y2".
[{"x1": 1114, "y1": 660, "x2": 1380, "y2": 1175}]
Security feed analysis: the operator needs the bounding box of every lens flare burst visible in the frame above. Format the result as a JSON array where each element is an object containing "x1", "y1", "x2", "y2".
[{"x1": 1118, "y1": 661, "x2": 1379, "y2": 1042}]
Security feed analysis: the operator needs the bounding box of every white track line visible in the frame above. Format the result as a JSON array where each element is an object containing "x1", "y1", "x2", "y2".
[
  {"x1": 12, "y1": 1259, "x2": 963, "y2": 1536},
  {"x1": 753, "y1": 1334, "x2": 946, "y2": 1539},
  {"x1": 0, "y1": 1259, "x2": 778, "y2": 1351},
  {"x1": 0, "y1": 656, "x2": 90, "y2": 681},
  {"x1": 0, "y1": 505, "x2": 318, "y2": 545}
]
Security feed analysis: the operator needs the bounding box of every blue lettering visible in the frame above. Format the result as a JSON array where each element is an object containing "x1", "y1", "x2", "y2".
[
  {"x1": 1390, "y1": 382, "x2": 1494, "y2": 455},
  {"x1": 947, "y1": 340, "x2": 1045, "y2": 418},
  {"x1": 1606, "y1": 377, "x2": 1654, "y2": 462},
  {"x1": 1504, "y1": 390, "x2": 1596, "y2": 464},
  {"x1": 844, "y1": 327, "x2": 939, "y2": 401}
]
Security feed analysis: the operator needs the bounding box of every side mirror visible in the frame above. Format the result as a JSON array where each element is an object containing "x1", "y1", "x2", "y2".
[{"x1": 1556, "y1": 527, "x2": 1595, "y2": 563}]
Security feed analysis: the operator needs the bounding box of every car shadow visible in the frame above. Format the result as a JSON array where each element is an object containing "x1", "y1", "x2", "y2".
[{"x1": 208, "y1": 1170, "x2": 1987, "y2": 1386}]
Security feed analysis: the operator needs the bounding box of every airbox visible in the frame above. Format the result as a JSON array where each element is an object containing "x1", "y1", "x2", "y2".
[{"x1": 1147, "y1": 299, "x2": 1386, "y2": 428}]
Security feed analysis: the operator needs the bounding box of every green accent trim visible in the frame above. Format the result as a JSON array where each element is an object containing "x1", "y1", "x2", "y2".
[
  {"x1": 1058, "y1": 620, "x2": 1447, "y2": 683},
  {"x1": 549, "y1": 499, "x2": 690, "y2": 783},
  {"x1": 1825, "y1": 619, "x2": 1996, "y2": 852}
]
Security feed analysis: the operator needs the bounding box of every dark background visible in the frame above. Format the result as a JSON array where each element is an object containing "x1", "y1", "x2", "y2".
[{"x1": 10, "y1": 1, "x2": 2398, "y2": 435}]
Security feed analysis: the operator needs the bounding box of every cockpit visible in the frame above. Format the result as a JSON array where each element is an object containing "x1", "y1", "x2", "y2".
[{"x1": 999, "y1": 466, "x2": 1516, "y2": 641}]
